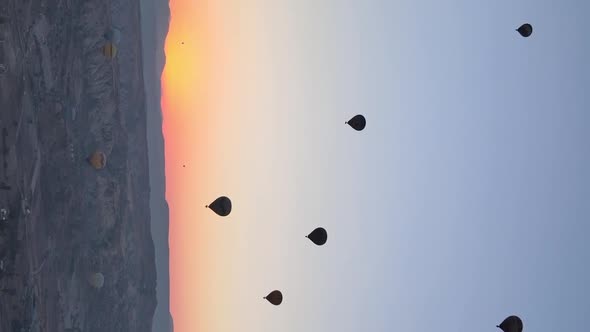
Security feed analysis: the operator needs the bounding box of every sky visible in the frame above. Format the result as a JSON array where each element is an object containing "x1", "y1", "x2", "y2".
[{"x1": 160, "y1": 0, "x2": 590, "y2": 331}]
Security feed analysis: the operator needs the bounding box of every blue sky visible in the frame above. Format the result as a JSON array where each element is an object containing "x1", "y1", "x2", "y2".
[{"x1": 344, "y1": 1, "x2": 590, "y2": 331}]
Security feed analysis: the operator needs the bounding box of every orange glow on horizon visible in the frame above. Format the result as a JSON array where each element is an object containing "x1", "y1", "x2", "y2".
[
  {"x1": 162, "y1": 1, "x2": 227, "y2": 331},
  {"x1": 163, "y1": 1, "x2": 264, "y2": 329}
]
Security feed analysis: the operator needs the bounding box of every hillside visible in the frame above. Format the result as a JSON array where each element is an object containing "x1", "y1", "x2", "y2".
[{"x1": 139, "y1": 0, "x2": 172, "y2": 331}]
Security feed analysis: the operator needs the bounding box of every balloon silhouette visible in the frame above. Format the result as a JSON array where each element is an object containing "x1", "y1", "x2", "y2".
[
  {"x1": 346, "y1": 114, "x2": 366, "y2": 131},
  {"x1": 206, "y1": 196, "x2": 232, "y2": 216},
  {"x1": 306, "y1": 227, "x2": 328, "y2": 246},
  {"x1": 497, "y1": 315, "x2": 523, "y2": 332},
  {"x1": 264, "y1": 290, "x2": 283, "y2": 305},
  {"x1": 516, "y1": 23, "x2": 533, "y2": 37}
]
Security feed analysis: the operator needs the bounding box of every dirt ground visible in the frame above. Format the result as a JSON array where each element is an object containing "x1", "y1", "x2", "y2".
[{"x1": 0, "y1": 0, "x2": 157, "y2": 331}]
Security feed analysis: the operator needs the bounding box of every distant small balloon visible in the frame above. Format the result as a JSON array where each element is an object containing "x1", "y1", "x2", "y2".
[
  {"x1": 264, "y1": 290, "x2": 283, "y2": 305},
  {"x1": 102, "y1": 42, "x2": 118, "y2": 59},
  {"x1": 88, "y1": 272, "x2": 105, "y2": 289},
  {"x1": 497, "y1": 315, "x2": 523, "y2": 332},
  {"x1": 87, "y1": 151, "x2": 107, "y2": 170},
  {"x1": 516, "y1": 23, "x2": 533, "y2": 37},
  {"x1": 306, "y1": 227, "x2": 328, "y2": 246},
  {"x1": 346, "y1": 114, "x2": 366, "y2": 131},
  {"x1": 103, "y1": 27, "x2": 122, "y2": 44},
  {"x1": 206, "y1": 196, "x2": 232, "y2": 216}
]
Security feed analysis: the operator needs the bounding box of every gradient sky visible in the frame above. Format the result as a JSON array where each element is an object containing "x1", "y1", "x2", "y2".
[{"x1": 160, "y1": 0, "x2": 590, "y2": 331}]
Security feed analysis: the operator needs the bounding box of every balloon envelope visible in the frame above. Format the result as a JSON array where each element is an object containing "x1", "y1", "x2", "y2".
[
  {"x1": 497, "y1": 315, "x2": 523, "y2": 332},
  {"x1": 104, "y1": 28, "x2": 122, "y2": 44},
  {"x1": 207, "y1": 196, "x2": 232, "y2": 216},
  {"x1": 87, "y1": 151, "x2": 107, "y2": 170},
  {"x1": 517, "y1": 23, "x2": 533, "y2": 37},
  {"x1": 88, "y1": 272, "x2": 105, "y2": 289},
  {"x1": 346, "y1": 114, "x2": 366, "y2": 131},
  {"x1": 103, "y1": 42, "x2": 118, "y2": 59},
  {"x1": 264, "y1": 290, "x2": 283, "y2": 305},
  {"x1": 307, "y1": 227, "x2": 328, "y2": 246}
]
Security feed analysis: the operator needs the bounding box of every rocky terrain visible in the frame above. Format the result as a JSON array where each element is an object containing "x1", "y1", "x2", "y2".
[{"x1": 0, "y1": 0, "x2": 157, "y2": 331}]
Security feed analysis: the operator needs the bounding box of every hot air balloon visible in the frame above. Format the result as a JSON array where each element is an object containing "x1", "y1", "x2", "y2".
[
  {"x1": 103, "y1": 27, "x2": 122, "y2": 44},
  {"x1": 88, "y1": 272, "x2": 105, "y2": 289},
  {"x1": 516, "y1": 23, "x2": 533, "y2": 37},
  {"x1": 306, "y1": 227, "x2": 328, "y2": 246},
  {"x1": 86, "y1": 151, "x2": 107, "y2": 170},
  {"x1": 264, "y1": 290, "x2": 283, "y2": 306},
  {"x1": 103, "y1": 42, "x2": 118, "y2": 59},
  {"x1": 497, "y1": 315, "x2": 523, "y2": 332},
  {"x1": 346, "y1": 114, "x2": 366, "y2": 131},
  {"x1": 206, "y1": 196, "x2": 232, "y2": 216}
]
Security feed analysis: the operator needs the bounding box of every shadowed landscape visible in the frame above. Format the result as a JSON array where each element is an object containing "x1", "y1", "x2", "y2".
[
  {"x1": 139, "y1": 0, "x2": 172, "y2": 330},
  {"x1": 0, "y1": 0, "x2": 166, "y2": 330}
]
